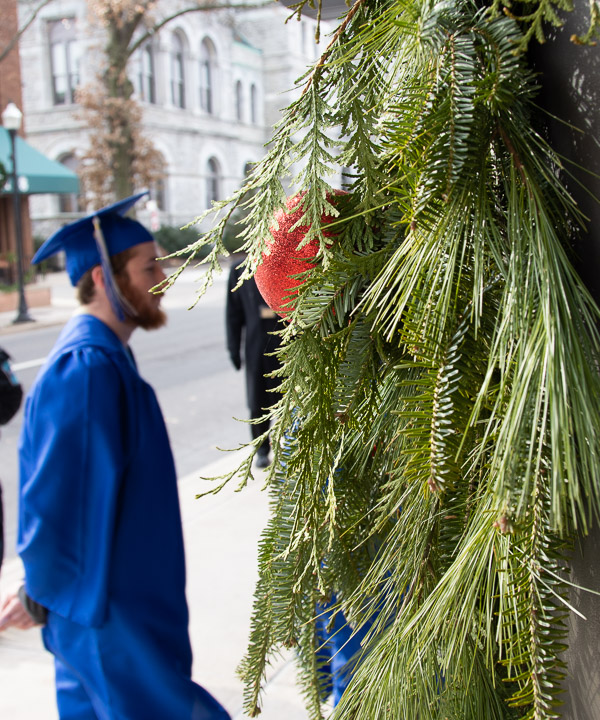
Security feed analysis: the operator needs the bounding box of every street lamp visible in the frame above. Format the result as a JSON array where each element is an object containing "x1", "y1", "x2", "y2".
[{"x1": 2, "y1": 102, "x2": 33, "y2": 324}]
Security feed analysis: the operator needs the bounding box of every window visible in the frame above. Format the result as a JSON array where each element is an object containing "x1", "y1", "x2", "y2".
[
  {"x1": 341, "y1": 166, "x2": 355, "y2": 190},
  {"x1": 235, "y1": 80, "x2": 244, "y2": 122},
  {"x1": 139, "y1": 43, "x2": 156, "y2": 104},
  {"x1": 170, "y1": 33, "x2": 186, "y2": 109},
  {"x1": 49, "y1": 18, "x2": 81, "y2": 105},
  {"x1": 206, "y1": 157, "x2": 221, "y2": 208},
  {"x1": 243, "y1": 161, "x2": 259, "y2": 198},
  {"x1": 58, "y1": 154, "x2": 82, "y2": 213},
  {"x1": 199, "y1": 39, "x2": 217, "y2": 114},
  {"x1": 151, "y1": 176, "x2": 166, "y2": 212},
  {"x1": 250, "y1": 84, "x2": 258, "y2": 124},
  {"x1": 147, "y1": 175, "x2": 166, "y2": 231}
]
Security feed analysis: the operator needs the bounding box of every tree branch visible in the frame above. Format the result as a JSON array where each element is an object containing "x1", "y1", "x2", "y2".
[
  {"x1": 128, "y1": 0, "x2": 277, "y2": 57},
  {"x1": 0, "y1": 0, "x2": 55, "y2": 64},
  {"x1": 299, "y1": 0, "x2": 364, "y2": 99}
]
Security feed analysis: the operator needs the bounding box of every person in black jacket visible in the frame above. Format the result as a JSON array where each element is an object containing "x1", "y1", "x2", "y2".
[
  {"x1": 0, "y1": 349, "x2": 40, "y2": 631},
  {"x1": 0, "y1": 348, "x2": 23, "y2": 574},
  {"x1": 226, "y1": 259, "x2": 283, "y2": 468}
]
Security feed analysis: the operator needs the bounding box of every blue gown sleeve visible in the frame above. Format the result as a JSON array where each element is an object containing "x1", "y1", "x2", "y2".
[{"x1": 17, "y1": 348, "x2": 130, "y2": 628}]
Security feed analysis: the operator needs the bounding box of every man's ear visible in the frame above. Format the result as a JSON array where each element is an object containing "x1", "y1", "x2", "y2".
[{"x1": 91, "y1": 264, "x2": 105, "y2": 290}]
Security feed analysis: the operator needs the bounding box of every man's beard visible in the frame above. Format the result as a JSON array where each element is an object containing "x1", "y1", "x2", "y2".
[{"x1": 117, "y1": 275, "x2": 167, "y2": 330}]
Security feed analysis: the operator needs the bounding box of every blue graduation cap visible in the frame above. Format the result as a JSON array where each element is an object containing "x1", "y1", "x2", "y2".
[
  {"x1": 32, "y1": 191, "x2": 152, "y2": 287},
  {"x1": 32, "y1": 191, "x2": 154, "y2": 322}
]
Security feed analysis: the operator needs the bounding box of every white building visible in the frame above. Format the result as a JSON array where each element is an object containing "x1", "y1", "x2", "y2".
[{"x1": 16, "y1": 0, "x2": 335, "y2": 239}]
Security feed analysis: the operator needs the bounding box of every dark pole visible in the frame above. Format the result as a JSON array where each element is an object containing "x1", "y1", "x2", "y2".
[
  {"x1": 529, "y1": 7, "x2": 600, "y2": 718},
  {"x1": 8, "y1": 127, "x2": 33, "y2": 324}
]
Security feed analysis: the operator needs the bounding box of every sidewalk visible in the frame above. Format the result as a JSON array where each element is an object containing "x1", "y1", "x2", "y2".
[
  {"x1": 0, "y1": 276, "x2": 74, "y2": 333},
  {"x1": 0, "y1": 450, "x2": 310, "y2": 719}
]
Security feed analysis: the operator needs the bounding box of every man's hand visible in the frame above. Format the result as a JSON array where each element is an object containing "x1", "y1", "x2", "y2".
[{"x1": 0, "y1": 592, "x2": 37, "y2": 631}]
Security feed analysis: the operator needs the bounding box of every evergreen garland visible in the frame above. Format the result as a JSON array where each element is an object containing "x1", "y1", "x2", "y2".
[{"x1": 170, "y1": 0, "x2": 600, "y2": 716}]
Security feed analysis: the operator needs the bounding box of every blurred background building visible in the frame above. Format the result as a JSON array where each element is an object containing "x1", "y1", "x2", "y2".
[
  {"x1": 14, "y1": 0, "x2": 337, "y2": 245},
  {"x1": 0, "y1": 0, "x2": 75, "y2": 287}
]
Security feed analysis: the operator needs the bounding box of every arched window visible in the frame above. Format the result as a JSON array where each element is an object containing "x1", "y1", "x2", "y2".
[
  {"x1": 250, "y1": 83, "x2": 258, "y2": 124},
  {"x1": 58, "y1": 154, "x2": 82, "y2": 213},
  {"x1": 341, "y1": 166, "x2": 355, "y2": 190},
  {"x1": 151, "y1": 176, "x2": 166, "y2": 212},
  {"x1": 146, "y1": 175, "x2": 166, "y2": 231},
  {"x1": 235, "y1": 80, "x2": 244, "y2": 122},
  {"x1": 48, "y1": 18, "x2": 81, "y2": 105},
  {"x1": 199, "y1": 38, "x2": 217, "y2": 114},
  {"x1": 206, "y1": 157, "x2": 221, "y2": 208},
  {"x1": 170, "y1": 33, "x2": 186, "y2": 109},
  {"x1": 139, "y1": 43, "x2": 156, "y2": 104},
  {"x1": 242, "y1": 161, "x2": 259, "y2": 199}
]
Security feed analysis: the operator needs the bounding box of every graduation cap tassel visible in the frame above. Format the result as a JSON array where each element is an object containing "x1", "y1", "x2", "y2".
[{"x1": 92, "y1": 216, "x2": 138, "y2": 322}]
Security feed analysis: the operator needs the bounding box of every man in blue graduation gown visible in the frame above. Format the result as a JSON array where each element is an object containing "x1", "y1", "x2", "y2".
[{"x1": 0, "y1": 192, "x2": 230, "y2": 720}]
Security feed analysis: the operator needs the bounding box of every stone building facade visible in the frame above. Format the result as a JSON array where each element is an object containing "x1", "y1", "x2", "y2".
[{"x1": 16, "y1": 0, "x2": 334, "y2": 241}]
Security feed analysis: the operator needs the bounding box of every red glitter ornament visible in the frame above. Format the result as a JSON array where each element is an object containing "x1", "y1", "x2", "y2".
[{"x1": 255, "y1": 192, "x2": 343, "y2": 318}]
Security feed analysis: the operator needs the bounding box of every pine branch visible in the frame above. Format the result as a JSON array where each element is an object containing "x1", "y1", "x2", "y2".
[
  {"x1": 173, "y1": 0, "x2": 600, "y2": 715},
  {"x1": 498, "y1": 479, "x2": 570, "y2": 718}
]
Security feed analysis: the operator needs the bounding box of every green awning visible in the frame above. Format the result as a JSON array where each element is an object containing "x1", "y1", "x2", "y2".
[{"x1": 0, "y1": 127, "x2": 79, "y2": 195}]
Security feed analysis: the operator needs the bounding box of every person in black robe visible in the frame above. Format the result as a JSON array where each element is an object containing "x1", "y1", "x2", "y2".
[{"x1": 225, "y1": 259, "x2": 283, "y2": 468}]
